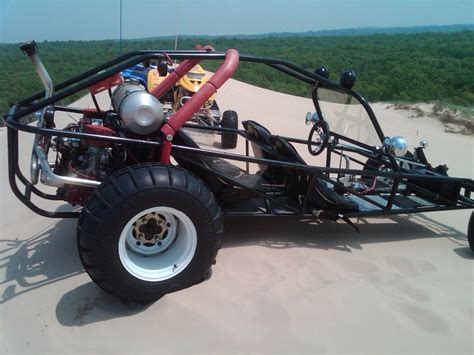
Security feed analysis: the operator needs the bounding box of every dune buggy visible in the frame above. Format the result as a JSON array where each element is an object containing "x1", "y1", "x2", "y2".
[{"x1": 4, "y1": 41, "x2": 474, "y2": 304}]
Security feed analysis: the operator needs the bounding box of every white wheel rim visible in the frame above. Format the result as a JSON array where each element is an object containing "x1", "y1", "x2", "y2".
[{"x1": 118, "y1": 206, "x2": 197, "y2": 282}]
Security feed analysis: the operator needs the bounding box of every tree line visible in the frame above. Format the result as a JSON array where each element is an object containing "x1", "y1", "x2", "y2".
[{"x1": 1, "y1": 30, "x2": 473, "y2": 125}]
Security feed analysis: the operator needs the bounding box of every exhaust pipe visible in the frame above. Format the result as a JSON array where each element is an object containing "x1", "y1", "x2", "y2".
[
  {"x1": 20, "y1": 41, "x2": 54, "y2": 98},
  {"x1": 19, "y1": 41, "x2": 101, "y2": 188},
  {"x1": 20, "y1": 40, "x2": 55, "y2": 185},
  {"x1": 20, "y1": 41, "x2": 54, "y2": 99}
]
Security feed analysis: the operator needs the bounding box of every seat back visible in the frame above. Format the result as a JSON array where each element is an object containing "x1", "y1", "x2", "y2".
[
  {"x1": 269, "y1": 136, "x2": 306, "y2": 165},
  {"x1": 173, "y1": 130, "x2": 227, "y2": 192},
  {"x1": 270, "y1": 136, "x2": 359, "y2": 212},
  {"x1": 242, "y1": 120, "x2": 276, "y2": 162}
]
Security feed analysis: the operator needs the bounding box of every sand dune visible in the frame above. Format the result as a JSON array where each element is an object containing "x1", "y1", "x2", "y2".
[{"x1": 0, "y1": 77, "x2": 473, "y2": 354}]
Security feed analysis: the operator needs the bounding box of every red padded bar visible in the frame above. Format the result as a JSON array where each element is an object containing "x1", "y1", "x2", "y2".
[
  {"x1": 150, "y1": 59, "x2": 200, "y2": 99},
  {"x1": 164, "y1": 49, "x2": 240, "y2": 134},
  {"x1": 160, "y1": 140, "x2": 172, "y2": 164},
  {"x1": 208, "y1": 49, "x2": 239, "y2": 88},
  {"x1": 89, "y1": 73, "x2": 123, "y2": 95},
  {"x1": 167, "y1": 83, "x2": 216, "y2": 132}
]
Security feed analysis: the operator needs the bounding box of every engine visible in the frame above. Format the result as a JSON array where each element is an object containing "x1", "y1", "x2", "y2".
[
  {"x1": 53, "y1": 85, "x2": 165, "y2": 205},
  {"x1": 55, "y1": 121, "x2": 116, "y2": 176}
]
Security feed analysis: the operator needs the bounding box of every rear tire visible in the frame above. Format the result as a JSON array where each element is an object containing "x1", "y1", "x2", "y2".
[
  {"x1": 468, "y1": 212, "x2": 474, "y2": 252},
  {"x1": 221, "y1": 110, "x2": 238, "y2": 149},
  {"x1": 77, "y1": 164, "x2": 223, "y2": 304}
]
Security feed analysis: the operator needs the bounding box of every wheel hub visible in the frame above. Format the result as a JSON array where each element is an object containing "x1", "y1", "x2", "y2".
[
  {"x1": 118, "y1": 206, "x2": 198, "y2": 282},
  {"x1": 133, "y1": 213, "x2": 170, "y2": 244},
  {"x1": 127, "y1": 212, "x2": 177, "y2": 255}
]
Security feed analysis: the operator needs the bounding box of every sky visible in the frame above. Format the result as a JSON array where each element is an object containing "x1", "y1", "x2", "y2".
[{"x1": 0, "y1": 0, "x2": 473, "y2": 43}]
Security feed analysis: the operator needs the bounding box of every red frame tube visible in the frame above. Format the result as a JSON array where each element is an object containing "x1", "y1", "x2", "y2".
[
  {"x1": 150, "y1": 58, "x2": 200, "y2": 99},
  {"x1": 159, "y1": 49, "x2": 240, "y2": 163}
]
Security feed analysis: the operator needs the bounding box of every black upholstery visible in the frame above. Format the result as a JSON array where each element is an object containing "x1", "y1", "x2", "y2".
[
  {"x1": 173, "y1": 129, "x2": 265, "y2": 201},
  {"x1": 175, "y1": 129, "x2": 201, "y2": 149},
  {"x1": 269, "y1": 136, "x2": 306, "y2": 165},
  {"x1": 174, "y1": 130, "x2": 241, "y2": 177},
  {"x1": 242, "y1": 120, "x2": 276, "y2": 161},
  {"x1": 242, "y1": 120, "x2": 272, "y2": 147},
  {"x1": 175, "y1": 127, "x2": 358, "y2": 213},
  {"x1": 269, "y1": 135, "x2": 359, "y2": 213}
]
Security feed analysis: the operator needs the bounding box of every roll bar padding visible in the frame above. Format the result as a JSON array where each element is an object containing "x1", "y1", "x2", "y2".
[{"x1": 161, "y1": 49, "x2": 239, "y2": 136}]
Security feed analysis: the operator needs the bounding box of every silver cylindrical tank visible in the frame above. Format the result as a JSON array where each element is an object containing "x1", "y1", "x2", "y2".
[{"x1": 111, "y1": 82, "x2": 164, "y2": 135}]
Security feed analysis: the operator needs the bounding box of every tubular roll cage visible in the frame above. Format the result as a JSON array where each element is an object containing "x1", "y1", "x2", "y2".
[{"x1": 4, "y1": 48, "x2": 474, "y2": 219}]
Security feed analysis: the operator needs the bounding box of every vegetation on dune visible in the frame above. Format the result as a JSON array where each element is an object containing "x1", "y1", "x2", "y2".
[{"x1": 1, "y1": 31, "x2": 473, "y2": 125}]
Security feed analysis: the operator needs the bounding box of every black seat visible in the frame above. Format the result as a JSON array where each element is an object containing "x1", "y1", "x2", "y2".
[
  {"x1": 173, "y1": 129, "x2": 268, "y2": 193},
  {"x1": 242, "y1": 120, "x2": 287, "y2": 182},
  {"x1": 270, "y1": 135, "x2": 306, "y2": 165},
  {"x1": 242, "y1": 120, "x2": 277, "y2": 161},
  {"x1": 270, "y1": 135, "x2": 359, "y2": 213},
  {"x1": 174, "y1": 130, "x2": 242, "y2": 176},
  {"x1": 242, "y1": 120, "x2": 272, "y2": 145}
]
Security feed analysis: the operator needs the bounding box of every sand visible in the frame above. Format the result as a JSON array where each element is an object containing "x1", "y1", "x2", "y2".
[{"x1": 0, "y1": 76, "x2": 473, "y2": 354}]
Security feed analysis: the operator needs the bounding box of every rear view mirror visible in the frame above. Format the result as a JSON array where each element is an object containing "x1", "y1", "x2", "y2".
[
  {"x1": 314, "y1": 66, "x2": 329, "y2": 79},
  {"x1": 340, "y1": 70, "x2": 356, "y2": 89}
]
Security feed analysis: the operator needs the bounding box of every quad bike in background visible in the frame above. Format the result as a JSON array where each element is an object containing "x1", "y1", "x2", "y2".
[
  {"x1": 174, "y1": 63, "x2": 239, "y2": 149},
  {"x1": 4, "y1": 41, "x2": 473, "y2": 304},
  {"x1": 162, "y1": 61, "x2": 238, "y2": 149},
  {"x1": 173, "y1": 64, "x2": 220, "y2": 125},
  {"x1": 120, "y1": 59, "x2": 154, "y2": 88}
]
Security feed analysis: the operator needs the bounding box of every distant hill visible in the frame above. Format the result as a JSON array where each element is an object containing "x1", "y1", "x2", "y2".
[
  {"x1": 234, "y1": 24, "x2": 474, "y2": 38},
  {"x1": 1, "y1": 30, "x2": 473, "y2": 124},
  {"x1": 127, "y1": 24, "x2": 474, "y2": 41}
]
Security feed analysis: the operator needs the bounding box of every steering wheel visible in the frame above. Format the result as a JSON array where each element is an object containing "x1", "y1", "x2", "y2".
[{"x1": 308, "y1": 119, "x2": 330, "y2": 156}]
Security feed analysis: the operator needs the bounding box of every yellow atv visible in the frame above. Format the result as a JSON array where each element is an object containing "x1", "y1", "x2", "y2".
[
  {"x1": 147, "y1": 60, "x2": 173, "y2": 104},
  {"x1": 173, "y1": 64, "x2": 222, "y2": 126},
  {"x1": 148, "y1": 60, "x2": 238, "y2": 148}
]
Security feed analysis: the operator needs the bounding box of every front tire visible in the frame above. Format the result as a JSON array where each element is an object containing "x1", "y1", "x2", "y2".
[{"x1": 77, "y1": 164, "x2": 223, "y2": 304}]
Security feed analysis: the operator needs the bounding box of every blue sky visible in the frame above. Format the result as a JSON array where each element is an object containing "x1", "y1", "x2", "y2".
[{"x1": 1, "y1": 0, "x2": 472, "y2": 43}]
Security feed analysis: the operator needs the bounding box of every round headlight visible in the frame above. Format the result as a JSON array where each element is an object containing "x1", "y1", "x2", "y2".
[{"x1": 390, "y1": 136, "x2": 408, "y2": 156}]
